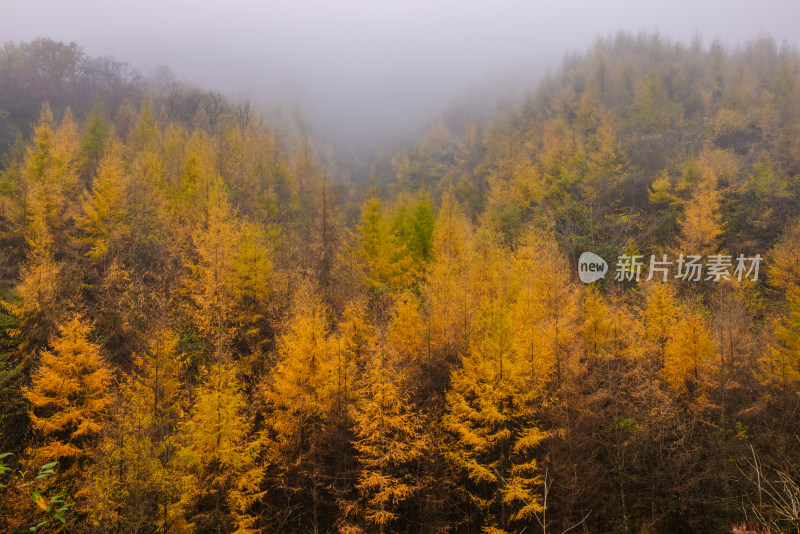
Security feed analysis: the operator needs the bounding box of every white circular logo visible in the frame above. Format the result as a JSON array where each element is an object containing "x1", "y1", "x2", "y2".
[{"x1": 578, "y1": 252, "x2": 608, "y2": 283}]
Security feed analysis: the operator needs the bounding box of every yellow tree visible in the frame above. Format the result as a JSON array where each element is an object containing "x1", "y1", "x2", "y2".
[
  {"x1": 24, "y1": 315, "x2": 111, "y2": 466},
  {"x1": 183, "y1": 139, "x2": 264, "y2": 534},
  {"x1": 578, "y1": 287, "x2": 648, "y2": 526},
  {"x1": 217, "y1": 121, "x2": 268, "y2": 217},
  {"x1": 187, "y1": 176, "x2": 242, "y2": 355},
  {"x1": 328, "y1": 300, "x2": 370, "y2": 511},
  {"x1": 79, "y1": 125, "x2": 180, "y2": 355},
  {"x1": 510, "y1": 227, "x2": 580, "y2": 389},
  {"x1": 179, "y1": 361, "x2": 261, "y2": 533},
  {"x1": 310, "y1": 173, "x2": 343, "y2": 299},
  {"x1": 332, "y1": 301, "x2": 370, "y2": 419},
  {"x1": 582, "y1": 286, "x2": 613, "y2": 361},
  {"x1": 642, "y1": 282, "x2": 681, "y2": 367},
  {"x1": 176, "y1": 129, "x2": 217, "y2": 228},
  {"x1": 444, "y1": 226, "x2": 552, "y2": 534},
  {"x1": 769, "y1": 218, "x2": 800, "y2": 300},
  {"x1": 358, "y1": 190, "x2": 393, "y2": 291},
  {"x1": 80, "y1": 129, "x2": 170, "y2": 264},
  {"x1": 233, "y1": 219, "x2": 273, "y2": 354},
  {"x1": 423, "y1": 195, "x2": 474, "y2": 374},
  {"x1": 11, "y1": 250, "x2": 63, "y2": 351},
  {"x1": 663, "y1": 313, "x2": 716, "y2": 395},
  {"x1": 761, "y1": 219, "x2": 800, "y2": 402},
  {"x1": 606, "y1": 292, "x2": 646, "y2": 361},
  {"x1": 583, "y1": 117, "x2": 627, "y2": 216},
  {"x1": 82, "y1": 329, "x2": 188, "y2": 532},
  {"x1": 708, "y1": 280, "x2": 760, "y2": 439},
  {"x1": 580, "y1": 286, "x2": 646, "y2": 362},
  {"x1": 262, "y1": 281, "x2": 336, "y2": 532},
  {"x1": 79, "y1": 139, "x2": 129, "y2": 261},
  {"x1": 265, "y1": 281, "x2": 334, "y2": 447},
  {"x1": 357, "y1": 186, "x2": 421, "y2": 292},
  {"x1": 22, "y1": 104, "x2": 81, "y2": 256},
  {"x1": 78, "y1": 102, "x2": 110, "y2": 185},
  {"x1": 385, "y1": 290, "x2": 427, "y2": 395},
  {"x1": 675, "y1": 150, "x2": 734, "y2": 257},
  {"x1": 444, "y1": 291, "x2": 547, "y2": 534},
  {"x1": 127, "y1": 102, "x2": 161, "y2": 152},
  {"x1": 648, "y1": 169, "x2": 682, "y2": 208},
  {"x1": 11, "y1": 105, "x2": 83, "y2": 348},
  {"x1": 761, "y1": 295, "x2": 800, "y2": 396},
  {"x1": 632, "y1": 71, "x2": 680, "y2": 132},
  {"x1": 290, "y1": 137, "x2": 322, "y2": 265},
  {"x1": 347, "y1": 326, "x2": 426, "y2": 533}
]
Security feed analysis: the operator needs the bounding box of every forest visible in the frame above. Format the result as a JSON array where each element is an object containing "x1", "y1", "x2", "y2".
[{"x1": 0, "y1": 33, "x2": 799, "y2": 533}]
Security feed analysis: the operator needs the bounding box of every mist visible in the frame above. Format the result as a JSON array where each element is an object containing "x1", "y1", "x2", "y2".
[{"x1": 3, "y1": 0, "x2": 799, "y2": 152}]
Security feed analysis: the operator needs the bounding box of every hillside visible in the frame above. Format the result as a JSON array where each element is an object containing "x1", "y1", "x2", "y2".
[{"x1": 0, "y1": 33, "x2": 799, "y2": 533}]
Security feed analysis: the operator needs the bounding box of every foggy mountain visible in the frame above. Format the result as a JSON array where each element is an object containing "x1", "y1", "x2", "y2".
[
  {"x1": 4, "y1": 3, "x2": 800, "y2": 532},
  {"x1": 3, "y1": 0, "x2": 798, "y2": 154}
]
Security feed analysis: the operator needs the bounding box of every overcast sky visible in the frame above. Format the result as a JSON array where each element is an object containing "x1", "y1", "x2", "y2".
[{"x1": 2, "y1": 0, "x2": 799, "y2": 148}]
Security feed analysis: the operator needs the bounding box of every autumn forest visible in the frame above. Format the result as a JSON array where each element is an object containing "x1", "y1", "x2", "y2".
[{"x1": 1, "y1": 33, "x2": 800, "y2": 533}]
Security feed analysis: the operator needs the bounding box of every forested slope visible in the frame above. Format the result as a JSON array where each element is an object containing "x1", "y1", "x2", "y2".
[{"x1": 0, "y1": 33, "x2": 799, "y2": 533}]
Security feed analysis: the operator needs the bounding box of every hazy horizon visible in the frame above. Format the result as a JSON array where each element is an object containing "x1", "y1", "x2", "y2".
[{"x1": 3, "y1": 0, "x2": 799, "y2": 150}]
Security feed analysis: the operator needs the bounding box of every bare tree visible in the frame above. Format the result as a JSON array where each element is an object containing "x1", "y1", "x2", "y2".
[{"x1": 741, "y1": 444, "x2": 800, "y2": 533}]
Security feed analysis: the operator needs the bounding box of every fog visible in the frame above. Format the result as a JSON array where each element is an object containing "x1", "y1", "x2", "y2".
[{"x1": 3, "y1": 0, "x2": 799, "y2": 152}]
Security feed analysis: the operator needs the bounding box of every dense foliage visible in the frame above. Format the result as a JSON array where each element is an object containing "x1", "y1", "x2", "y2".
[{"x1": 1, "y1": 33, "x2": 800, "y2": 533}]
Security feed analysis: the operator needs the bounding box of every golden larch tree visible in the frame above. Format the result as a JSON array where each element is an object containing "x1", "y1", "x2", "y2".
[
  {"x1": 262, "y1": 281, "x2": 337, "y2": 532},
  {"x1": 82, "y1": 329, "x2": 188, "y2": 532},
  {"x1": 642, "y1": 282, "x2": 681, "y2": 367},
  {"x1": 179, "y1": 360, "x2": 261, "y2": 533},
  {"x1": 444, "y1": 226, "x2": 556, "y2": 534},
  {"x1": 663, "y1": 313, "x2": 716, "y2": 395},
  {"x1": 347, "y1": 327, "x2": 426, "y2": 533},
  {"x1": 24, "y1": 315, "x2": 111, "y2": 465}
]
